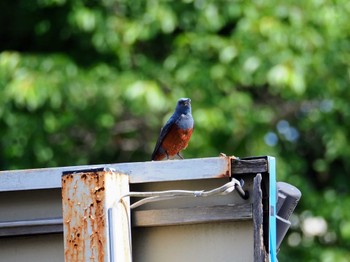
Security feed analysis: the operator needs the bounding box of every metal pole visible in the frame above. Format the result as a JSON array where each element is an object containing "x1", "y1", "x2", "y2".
[{"x1": 61, "y1": 168, "x2": 131, "y2": 262}]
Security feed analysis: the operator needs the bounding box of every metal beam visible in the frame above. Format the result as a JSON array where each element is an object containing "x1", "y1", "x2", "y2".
[
  {"x1": 0, "y1": 218, "x2": 63, "y2": 237},
  {"x1": 0, "y1": 156, "x2": 268, "y2": 192}
]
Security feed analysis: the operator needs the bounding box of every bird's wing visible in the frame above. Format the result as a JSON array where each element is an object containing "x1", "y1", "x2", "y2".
[{"x1": 151, "y1": 115, "x2": 177, "y2": 159}]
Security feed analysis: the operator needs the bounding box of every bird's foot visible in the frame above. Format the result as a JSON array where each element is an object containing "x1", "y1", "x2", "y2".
[{"x1": 177, "y1": 153, "x2": 184, "y2": 159}]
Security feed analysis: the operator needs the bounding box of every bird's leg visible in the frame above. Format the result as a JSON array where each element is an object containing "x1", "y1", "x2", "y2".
[
  {"x1": 177, "y1": 152, "x2": 184, "y2": 159},
  {"x1": 165, "y1": 151, "x2": 169, "y2": 160}
]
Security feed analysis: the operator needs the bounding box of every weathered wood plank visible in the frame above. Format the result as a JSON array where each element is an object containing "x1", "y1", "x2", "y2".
[
  {"x1": 253, "y1": 173, "x2": 268, "y2": 262},
  {"x1": 232, "y1": 158, "x2": 268, "y2": 174},
  {"x1": 132, "y1": 203, "x2": 252, "y2": 227}
]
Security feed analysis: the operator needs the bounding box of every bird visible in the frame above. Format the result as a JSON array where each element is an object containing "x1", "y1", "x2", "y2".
[{"x1": 151, "y1": 98, "x2": 194, "y2": 161}]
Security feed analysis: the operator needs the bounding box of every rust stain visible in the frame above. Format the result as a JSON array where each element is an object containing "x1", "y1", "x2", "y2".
[
  {"x1": 62, "y1": 171, "x2": 108, "y2": 262},
  {"x1": 215, "y1": 155, "x2": 233, "y2": 178},
  {"x1": 216, "y1": 171, "x2": 230, "y2": 178}
]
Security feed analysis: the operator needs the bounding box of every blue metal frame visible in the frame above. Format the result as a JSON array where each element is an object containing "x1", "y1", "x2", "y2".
[{"x1": 268, "y1": 156, "x2": 277, "y2": 262}]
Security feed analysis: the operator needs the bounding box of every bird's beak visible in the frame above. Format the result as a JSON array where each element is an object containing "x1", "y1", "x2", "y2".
[{"x1": 184, "y1": 99, "x2": 191, "y2": 106}]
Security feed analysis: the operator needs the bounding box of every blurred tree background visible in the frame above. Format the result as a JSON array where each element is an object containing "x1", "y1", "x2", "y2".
[{"x1": 1, "y1": 0, "x2": 350, "y2": 260}]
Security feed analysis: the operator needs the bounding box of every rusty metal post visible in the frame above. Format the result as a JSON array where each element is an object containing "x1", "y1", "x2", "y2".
[{"x1": 62, "y1": 168, "x2": 131, "y2": 262}]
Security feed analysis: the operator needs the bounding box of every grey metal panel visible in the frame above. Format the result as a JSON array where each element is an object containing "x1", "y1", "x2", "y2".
[
  {"x1": 0, "y1": 234, "x2": 64, "y2": 262},
  {"x1": 0, "y1": 189, "x2": 63, "y2": 237},
  {"x1": 130, "y1": 177, "x2": 255, "y2": 261},
  {"x1": 0, "y1": 189, "x2": 62, "y2": 221},
  {"x1": 132, "y1": 221, "x2": 254, "y2": 262},
  {"x1": 0, "y1": 156, "x2": 268, "y2": 262},
  {"x1": 130, "y1": 177, "x2": 254, "y2": 210}
]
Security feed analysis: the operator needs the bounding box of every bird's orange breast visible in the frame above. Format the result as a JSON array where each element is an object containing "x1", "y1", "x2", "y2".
[{"x1": 161, "y1": 125, "x2": 193, "y2": 157}]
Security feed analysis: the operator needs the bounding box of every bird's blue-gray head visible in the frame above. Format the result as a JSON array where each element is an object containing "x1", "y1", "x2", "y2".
[{"x1": 175, "y1": 98, "x2": 192, "y2": 115}]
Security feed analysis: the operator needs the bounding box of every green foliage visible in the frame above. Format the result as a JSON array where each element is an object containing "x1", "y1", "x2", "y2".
[{"x1": 1, "y1": 0, "x2": 350, "y2": 260}]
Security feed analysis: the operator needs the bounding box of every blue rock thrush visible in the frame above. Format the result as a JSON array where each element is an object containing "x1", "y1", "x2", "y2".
[{"x1": 151, "y1": 98, "x2": 194, "y2": 161}]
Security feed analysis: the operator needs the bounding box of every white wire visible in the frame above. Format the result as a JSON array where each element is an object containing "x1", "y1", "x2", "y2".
[
  {"x1": 111, "y1": 177, "x2": 246, "y2": 259},
  {"x1": 119, "y1": 178, "x2": 243, "y2": 209}
]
